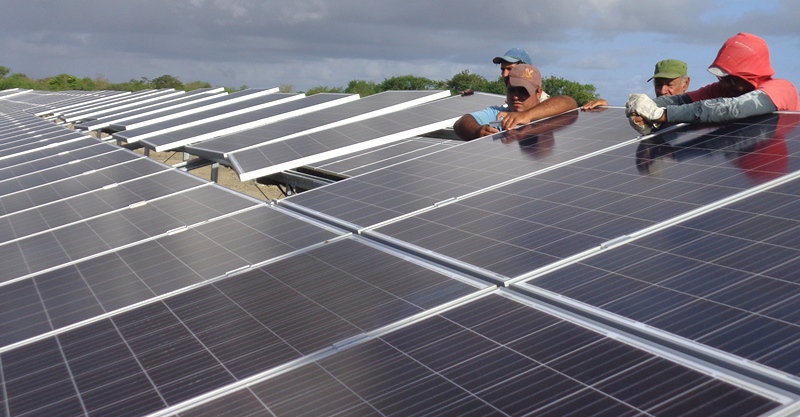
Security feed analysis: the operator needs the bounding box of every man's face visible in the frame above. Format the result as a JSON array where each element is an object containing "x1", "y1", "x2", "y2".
[
  {"x1": 718, "y1": 75, "x2": 755, "y2": 96},
  {"x1": 500, "y1": 61, "x2": 518, "y2": 81},
  {"x1": 506, "y1": 86, "x2": 539, "y2": 112},
  {"x1": 653, "y1": 77, "x2": 689, "y2": 97}
]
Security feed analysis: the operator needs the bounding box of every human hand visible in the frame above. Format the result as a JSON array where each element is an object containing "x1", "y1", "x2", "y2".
[
  {"x1": 478, "y1": 124, "x2": 500, "y2": 137},
  {"x1": 497, "y1": 111, "x2": 530, "y2": 131},
  {"x1": 581, "y1": 99, "x2": 608, "y2": 111}
]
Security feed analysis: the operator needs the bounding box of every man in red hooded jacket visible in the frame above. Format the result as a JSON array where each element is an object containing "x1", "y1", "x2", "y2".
[{"x1": 626, "y1": 33, "x2": 800, "y2": 135}]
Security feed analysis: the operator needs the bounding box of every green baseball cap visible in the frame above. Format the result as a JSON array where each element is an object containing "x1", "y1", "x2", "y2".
[{"x1": 647, "y1": 59, "x2": 688, "y2": 81}]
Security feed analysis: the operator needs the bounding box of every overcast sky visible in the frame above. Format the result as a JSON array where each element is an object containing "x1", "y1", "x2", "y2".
[{"x1": 2, "y1": 0, "x2": 798, "y2": 104}]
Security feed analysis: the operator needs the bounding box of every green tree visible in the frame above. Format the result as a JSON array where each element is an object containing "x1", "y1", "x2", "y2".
[
  {"x1": 152, "y1": 74, "x2": 184, "y2": 90},
  {"x1": 92, "y1": 75, "x2": 111, "y2": 90},
  {"x1": 110, "y1": 77, "x2": 153, "y2": 91},
  {"x1": 0, "y1": 72, "x2": 36, "y2": 90},
  {"x1": 380, "y1": 75, "x2": 442, "y2": 91},
  {"x1": 222, "y1": 85, "x2": 249, "y2": 93},
  {"x1": 279, "y1": 84, "x2": 294, "y2": 93},
  {"x1": 344, "y1": 80, "x2": 380, "y2": 97},
  {"x1": 184, "y1": 81, "x2": 213, "y2": 91},
  {"x1": 305, "y1": 86, "x2": 344, "y2": 95},
  {"x1": 446, "y1": 70, "x2": 504, "y2": 95},
  {"x1": 0, "y1": 66, "x2": 10, "y2": 79},
  {"x1": 47, "y1": 74, "x2": 79, "y2": 90},
  {"x1": 541, "y1": 76, "x2": 598, "y2": 106}
]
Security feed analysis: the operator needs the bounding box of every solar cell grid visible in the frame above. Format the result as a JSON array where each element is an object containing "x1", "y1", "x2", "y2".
[
  {"x1": 107, "y1": 88, "x2": 276, "y2": 132},
  {"x1": 0, "y1": 124, "x2": 64, "y2": 142},
  {"x1": 0, "y1": 185, "x2": 260, "y2": 283},
  {"x1": 0, "y1": 140, "x2": 117, "y2": 175},
  {"x1": 517, "y1": 174, "x2": 800, "y2": 382},
  {"x1": 0, "y1": 149, "x2": 138, "y2": 197},
  {"x1": 113, "y1": 92, "x2": 300, "y2": 143},
  {"x1": 185, "y1": 90, "x2": 450, "y2": 159},
  {"x1": 62, "y1": 89, "x2": 183, "y2": 123},
  {"x1": 0, "y1": 132, "x2": 86, "y2": 159},
  {"x1": 5, "y1": 86, "x2": 800, "y2": 415},
  {"x1": 140, "y1": 93, "x2": 357, "y2": 152},
  {"x1": 230, "y1": 92, "x2": 504, "y2": 180},
  {"x1": 170, "y1": 293, "x2": 783, "y2": 417},
  {"x1": 53, "y1": 89, "x2": 158, "y2": 117},
  {"x1": 0, "y1": 171, "x2": 208, "y2": 243},
  {"x1": 281, "y1": 108, "x2": 639, "y2": 229},
  {"x1": 0, "y1": 128, "x2": 79, "y2": 149},
  {"x1": 0, "y1": 237, "x2": 485, "y2": 415},
  {"x1": 0, "y1": 157, "x2": 170, "y2": 217},
  {"x1": 74, "y1": 88, "x2": 225, "y2": 132},
  {"x1": 69, "y1": 90, "x2": 192, "y2": 123},
  {"x1": 365, "y1": 113, "x2": 800, "y2": 281},
  {"x1": 309, "y1": 137, "x2": 460, "y2": 177}
]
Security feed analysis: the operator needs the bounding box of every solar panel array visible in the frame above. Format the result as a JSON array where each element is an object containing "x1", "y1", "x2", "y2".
[{"x1": 2, "y1": 86, "x2": 800, "y2": 417}]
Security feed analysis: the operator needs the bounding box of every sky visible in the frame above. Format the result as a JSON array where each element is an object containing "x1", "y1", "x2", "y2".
[{"x1": 1, "y1": 0, "x2": 798, "y2": 105}]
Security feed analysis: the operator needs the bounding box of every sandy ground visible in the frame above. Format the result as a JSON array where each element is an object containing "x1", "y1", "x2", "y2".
[{"x1": 132, "y1": 148, "x2": 286, "y2": 201}]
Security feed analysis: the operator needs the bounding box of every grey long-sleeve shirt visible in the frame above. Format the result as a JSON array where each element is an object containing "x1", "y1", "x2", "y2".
[{"x1": 653, "y1": 90, "x2": 777, "y2": 124}]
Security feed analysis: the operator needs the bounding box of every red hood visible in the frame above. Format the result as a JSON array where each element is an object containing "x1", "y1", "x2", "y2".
[{"x1": 710, "y1": 33, "x2": 774, "y2": 89}]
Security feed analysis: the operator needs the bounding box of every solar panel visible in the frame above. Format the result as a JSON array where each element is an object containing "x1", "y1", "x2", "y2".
[
  {"x1": 0, "y1": 184, "x2": 262, "y2": 283},
  {"x1": 309, "y1": 136, "x2": 460, "y2": 178},
  {"x1": 186, "y1": 90, "x2": 451, "y2": 160},
  {"x1": 515, "y1": 173, "x2": 800, "y2": 386},
  {"x1": 35, "y1": 91, "x2": 130, "y2": 115},
  {"x1": 0, "y1": 140, "x2": 117, "y2": 172},
  {"x1": 61, "y1": 89, "x2": 184, "y2": 124},
  {"x1": 5, "y1": 87, "x2": 800, "y2": 416},
  {"x1": 230, "y1": 92, "x2": 502, "y2": 181},
  {"x1": 50, "y1": 90, "x2": 157, "y2": 119},
  {"x1": 139, "y1": 93, "x2": 360, "y2": 152},
  {"x1": 73, "y1": 88, "x2": 226, "y2": 132},
  {"x1": 107, "y1": 88, "x2": 277, "y2": 133},
  {"x1": 0, "y1": 157, "x2": 170, "y2": 217},
  {"x1": 0, "y1": 133, "x2": 96, "y2": 162},
  {"x1": 0, "y1": 237, "x2": 487, "y2": 415},
  {"x1": 0, "y1": 205, "x2": 345, "y2": 349},
  {"x1": 281, "y1": 108, "x2": 633, "y2": 229},
  {"x1": 0, "y1": 170, "x2": 209, "y2": 243},
  {"x1": 358, "y1": 113, "x2": 800, "y2": 282},
  {"x1": 112, "y1": 92, "x2": 303, "y2": 143},
  {"x1": 166, "y1": 292, "x2": 790, "y2": 417},
  {"x1": 0, "y1": 149, "x2": 142, "y2": 199}
]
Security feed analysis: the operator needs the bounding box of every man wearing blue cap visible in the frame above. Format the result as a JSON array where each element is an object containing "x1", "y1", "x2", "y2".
[
  {"x1": 492, "y1": 47, "x2": 549, "y2": 101},
  {"x1": 454, "y1": 48, "x2": 577, "y2": 140}
]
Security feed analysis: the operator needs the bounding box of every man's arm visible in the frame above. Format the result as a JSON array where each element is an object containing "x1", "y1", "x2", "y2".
[
  {"x1": 629, "y1": 90, "x2": 777, "y2": 131},
  {"x1": 453, "y1": 114, "x2": 500, "y2": 140},
  {"x1": 664, "y1": 90, "x2": 777, "y2": 124},
  {"x1": 498, "y1": 95, "x2": 578, "y2": 130}
]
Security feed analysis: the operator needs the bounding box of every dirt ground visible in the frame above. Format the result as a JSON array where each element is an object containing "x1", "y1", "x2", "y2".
[{"x1": 132, "y1": 148, "x2": 286, "y2": 201}]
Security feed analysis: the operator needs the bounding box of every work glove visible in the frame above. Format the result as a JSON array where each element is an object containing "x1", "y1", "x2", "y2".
[
  {"x1": 628, "y1": 115, "x2": 652, "y2": 135},
  {"x1": 630, "y1": 94, "x2": 665, "y2": 123},
  {"x1": 625, "y1": 94, "x2": 647, "y2": 117}
]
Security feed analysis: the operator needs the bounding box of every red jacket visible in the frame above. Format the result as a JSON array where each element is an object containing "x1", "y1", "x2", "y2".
[{"x1": 687, "y1": 33, "x2": 800, "y2": 111}]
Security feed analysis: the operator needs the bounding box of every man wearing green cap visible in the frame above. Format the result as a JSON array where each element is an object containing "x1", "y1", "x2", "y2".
[
  {"x1": 649, "y1": 59, "x2": 691, "y2": 97},
  {"x1": 581, "y1": 59, "x2": 690, "y2": 109}
]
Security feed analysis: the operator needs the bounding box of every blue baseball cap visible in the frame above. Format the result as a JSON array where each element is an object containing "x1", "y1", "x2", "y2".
[{"x1": 493, "y1": 47, "x2": 532, "y2": 65}]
